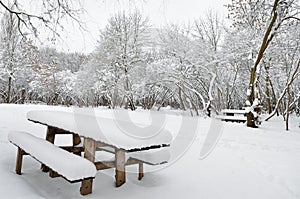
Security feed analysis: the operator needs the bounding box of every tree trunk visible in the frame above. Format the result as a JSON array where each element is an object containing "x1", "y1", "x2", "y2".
[
  {"x1": 20, "y1": 89, "x2": 25, "y2": 104},
  {"x1": 263, "y1": 62, "x2": 272, "y2": 114},
  {"x1": 178, "y1": 87, "x2": 186, "y2": 111},
  {"x1": 269, "y1": 76, "x2": 279, "y2": 116},
  {"x1": 246, "y1": 0, "x2": 279, "y2": 127},
  {"x1": 285, "y1": 86, "x2": 291, "y2": 131},
  {"x1": 112, "y1": 83, "x2": 118, "y2": 109},
  {"x1": 124, "y1": 70, "x2": 135, "y2": 111},
  {"x1": 52, "y1": 93, "x2": 59, "y2": 105},
  {"x1": 7, "y1": 74, "x2": 12, "y2": 103},
  {"x1": 265, "y1": 74, "x2": 272, "y2": 114},
  {"x1": 246, "y1": 112, "x2": 257, "y2": 128}
]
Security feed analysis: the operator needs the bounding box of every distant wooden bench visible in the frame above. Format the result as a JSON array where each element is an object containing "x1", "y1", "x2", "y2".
[
  {"x1": 216, "y1": 109, "x2": 247, "y2": 123},
  {"x1": 8, "y1": 131, "x2": 97, "y2": 185}
]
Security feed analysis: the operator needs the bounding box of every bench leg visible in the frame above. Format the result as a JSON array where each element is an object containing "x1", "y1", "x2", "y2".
[
  {"x1": 115, "y1": 149, "x2": 126, "y2": 187},
  {"x1": 16, "y1": 147, "x2": 24, "y2": 175},
  {"x1": 138, "y1": 162, "x2": 144, "y2": 180},
  {"x1": 80, "y1": 138, "x2": 96, "y2": 195}
]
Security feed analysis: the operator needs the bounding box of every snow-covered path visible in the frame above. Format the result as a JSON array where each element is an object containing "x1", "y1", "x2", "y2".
[{"x1": 0, "y1": 104, "x2": 299, "y2": 199}]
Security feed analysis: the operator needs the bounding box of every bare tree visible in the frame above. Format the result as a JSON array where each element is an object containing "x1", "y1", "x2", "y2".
[
  {"x1": 194, "y1": 10, "x2": 223, "y2": 52},
  {"x1": 0, "y1": 0, "x2": 85, "y2": 38},
  {"x1": 0, "y1": 8, "x2": 21, "y2": 103}
]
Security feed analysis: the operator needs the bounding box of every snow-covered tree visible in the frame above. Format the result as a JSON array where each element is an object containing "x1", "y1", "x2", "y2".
[
  {"x1": 0, "y1": 9, "x2": 21, "y2": 103},
  {"x1": 94, "y1": 11, "x2": 150, "y2": 110},
  {"x1": 0, "y1": 8, "x2": 38, "y2": 103},
  {"x1": 226, "y1": 0, "x2": 300, "y2": 127}
]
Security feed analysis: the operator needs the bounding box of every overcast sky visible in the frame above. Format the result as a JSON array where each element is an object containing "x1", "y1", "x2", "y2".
[{"x1": 52, "y1": 0, "x2": 229, "y2": 53}]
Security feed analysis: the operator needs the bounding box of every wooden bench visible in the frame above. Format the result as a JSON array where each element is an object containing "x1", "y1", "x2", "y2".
[
  {"x1": 8, "y1": 131, "x2": 97, "y2": 193},
  {"x1": 216, "y1": 109, "x2": 247, "y2": 123}
]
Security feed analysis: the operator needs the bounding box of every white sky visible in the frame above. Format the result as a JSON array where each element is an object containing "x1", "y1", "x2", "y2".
[{"x1": 51, "y1": 0, "x2": 229, "y2": 53}]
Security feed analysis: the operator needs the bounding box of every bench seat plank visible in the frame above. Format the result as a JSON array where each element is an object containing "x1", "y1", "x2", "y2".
[
  {"x1": 216, "y1": 115, "x2": 247, "y2": 121},
  {"x1": 8, "y1": 131, "x2": 97, "y2": 182},
  {"x1": 221, "y1": 109, "x2": 246, "y2": 114},
  {"x1": 128, "y1": 148, "x2": 170, "y2": 165},
  {"x1": 97, "y1": 146, "x2": 170, "y2": 165}
]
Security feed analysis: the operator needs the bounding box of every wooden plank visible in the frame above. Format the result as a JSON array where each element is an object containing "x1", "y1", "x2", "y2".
[
  {"x1": 16, "y1": 147, "x2": 24, "y2": 175},
  {"x1": 138, "y1": 162, "x2": 144, "y2": 180},
  {"x1": 72, "y1": 133, "x2": 81, "y2": 146},
  {"x1": 95, "y1": 161, "x2": 115, "y2": 170},
  {"x1": 216, "y1": 115, "x2": 247, "y2": 122},
  {"x1": 96, "y1": 141, "x2": 117, "y2": 151},
  {"x1": 45, "y1": 126, "x2": 56, "y2": 143},
  {"x1": 115, "y1": 149, "x2": 126, "y2": 187},
  {"x1": 80, "y1": 138, "x2": 96, "y2": 195},
  {"x1": 95, "y1": 158, "x2": 141, "y2": 171},
  {"x1": 49, "y1": 169, "x2": 60, "y2": 178},
  {"x1": 126, "y1": 158, "x2": 140, "y2": 165},
  {"x1": 61, "y1": 146, "x2": 84, "y2": 154}
]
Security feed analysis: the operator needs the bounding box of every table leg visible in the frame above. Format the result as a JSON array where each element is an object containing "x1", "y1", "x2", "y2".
[
  {"x1": 115, "y1": 149, "x2": 126, "y2": 187},
  {"x1": 42, "y1": 126, "x2": 56, "y2": 172},
  {"x1": 72, "y1": 133, "x2": 82, "y2": 156},
  {"x1": 73, "y1": 133, "x2": 81, "y2": 146},
  {"x1": 138, "y1": 162, "x2": 144, "y2": 180},
  {"x1": 80, "y1": 138, "x2": 96, "y2": 195},
  {"x1": 16, "y1": 147, "x2": 24, "y2": 175}
]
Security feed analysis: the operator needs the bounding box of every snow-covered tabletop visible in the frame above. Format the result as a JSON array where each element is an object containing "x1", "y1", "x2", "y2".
[{"x1": 27, "y1": 110, "x2": 173, "y2": 151}]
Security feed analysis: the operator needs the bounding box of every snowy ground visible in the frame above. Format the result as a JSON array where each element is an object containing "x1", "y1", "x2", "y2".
[{"x1": 0, "y1": 104, "x2": 299, "y2": 199}]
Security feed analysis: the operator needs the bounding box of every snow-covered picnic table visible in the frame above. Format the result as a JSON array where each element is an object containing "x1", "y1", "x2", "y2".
[{"x1": 24, "y1": 110, "x2": 172, "y2": 195}]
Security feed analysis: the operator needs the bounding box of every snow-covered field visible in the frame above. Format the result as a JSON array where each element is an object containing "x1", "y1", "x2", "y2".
[{"x1": 0, "y1": 104, "x2": 300, "y2": 199}]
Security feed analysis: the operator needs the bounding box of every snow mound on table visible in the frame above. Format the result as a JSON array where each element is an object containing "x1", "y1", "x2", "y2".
[
  {"x1": 27, "y1": 110, "x2": 173, "y2": 151},
  {"x1": 8, "y1": 131, "x2": 97, "y2": 182}
]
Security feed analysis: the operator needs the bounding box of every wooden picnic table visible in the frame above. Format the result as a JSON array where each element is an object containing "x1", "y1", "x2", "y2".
[{"x1": 26, "y1": 110, "x2": 172, "y2": 195}]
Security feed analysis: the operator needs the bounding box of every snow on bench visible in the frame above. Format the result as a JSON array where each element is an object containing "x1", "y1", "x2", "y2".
[
  {"x1": 221, "y1": 109, "x2": 247, "y2": 114},
  {"x1": 8, "y1": 131, "x2": 97, "y2": 182},
  {"x1": 128, "y1": 148, "x2": 170, "y2": 165},
  {"x1": 97, "y1": 146, "x2": 170, "y2": 165},
  {"x1": 216, "y1": 109, "x2": 247, "y2": 123}
]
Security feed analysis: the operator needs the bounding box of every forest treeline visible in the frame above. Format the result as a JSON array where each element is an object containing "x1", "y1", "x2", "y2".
[{"x1": 0, "y1": 0, "x2": 299, "y2": 121}]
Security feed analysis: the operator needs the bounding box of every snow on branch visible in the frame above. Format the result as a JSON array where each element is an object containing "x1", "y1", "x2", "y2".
[
  {"x1": 265, "y1": 58, "x2": 300, "y2": 121},
  {"x1": 0, "y1": 0, "x2": 85, "y2": 38}
]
